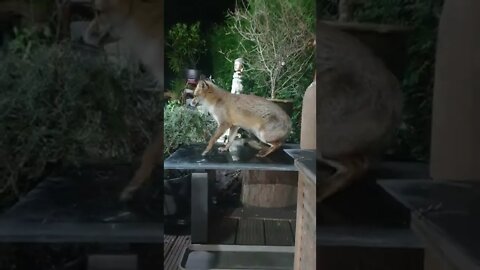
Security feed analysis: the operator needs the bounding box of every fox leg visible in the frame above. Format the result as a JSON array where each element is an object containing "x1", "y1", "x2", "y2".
[
  {"x1": 120, "y1": 131, "x2": 163, "y2": 201},
  {"x1": 256, "y1": 140, "x2": 282, "y2": 157},
  {"x1": 219, "y1": 126, "x2": 240, "y2": 152},
  {"x1": 202, "y1": 123, "x2": 231, "y2": 156},
  {"x1": 317, "y1": 154, "x2": 369, "y2": 202}
]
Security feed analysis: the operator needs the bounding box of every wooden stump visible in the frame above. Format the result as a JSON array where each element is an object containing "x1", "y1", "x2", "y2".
[
  {"x1": 241, "y1": 170, "x2": 298, "y2": 208},
  {"x1": 240, "y1": 95, "x2": 299, "y2": 208}
]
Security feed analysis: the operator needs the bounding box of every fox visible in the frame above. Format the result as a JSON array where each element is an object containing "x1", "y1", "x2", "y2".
[
  {"x1": 191, "y1": 80, "x2": 292, "y2": 158},
  {"x1": 316, "y1": 21, "x2": 403, "y2": 202},
  {"x1": 82, "y1": 0, "x2": 164, "y2": 201},
  {"x1": 82, "y1": 0, "x2": 164, "y2": 90}
]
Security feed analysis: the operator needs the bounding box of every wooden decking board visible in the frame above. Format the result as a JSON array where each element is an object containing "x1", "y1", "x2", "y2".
[
  {"x1": 164, "y1": 236, "x2": 178, "y2": 269},
  {"x1": 236, "y1": 219, "x2": 265, "y2": 245},
  {"x1": 164, "y1": 235, "x2": 190, "y2": 270},
  {"x1": 165, "y1": 235, "x2": 187, "y2": 270},
  {"x1": 168, "y1": 235, "x2": 189, "y2": 270},
  {"x1": 164, "y1": 234, "x2": 175, "y2": 257},
  {"x1": 290, "y1": 219, "x2": 296, "y2": 237},
  {"x1": 227, "y1": 206, "x2": 297, "y2": 220},
  {"x1": 209, "y1": 218, "x2": 238, "y2": 244},
  {"x1": 208, "y1": 217, "x2": 296, "y2": 246},
  {"x1": 265, "y1": 220, "x2": 294, "y2": 246}
]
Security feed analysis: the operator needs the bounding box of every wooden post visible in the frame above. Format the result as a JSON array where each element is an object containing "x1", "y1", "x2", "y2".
[
  {"x1": 300, "y1": 80, "x2": 316, "y2": 149},
  {"x1": 293, "y1": 79, "x2": 316, "y2": 270},
  {"x1": 428, "y1": 1, "x2": 480, "y2": 269},
  {"x1": 430, "y1": 0, "x2": 480, "y2": 181}
]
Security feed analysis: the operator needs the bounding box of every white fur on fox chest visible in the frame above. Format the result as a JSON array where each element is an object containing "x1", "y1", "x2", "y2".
[{"x1": 204, "y1": 102, "x2": 225, "y2": 125}]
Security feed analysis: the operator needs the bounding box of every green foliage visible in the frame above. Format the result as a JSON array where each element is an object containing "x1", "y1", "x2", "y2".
[
  {"x1": 356, "y1": 0, "x2": 443, "y2": 161},
  {"x1": 226, "y1": 0, "x2": 315, "y2": 99},
  {"x1": 0, "y1": 32, "x2": 163, "y2": 197},
  {"x1": 163, "y1": 101, "x2": 216, "y2": 157},
  {"x1": 168, "y1": 77, "x2": 188, "y2": 101},
  {"x1": 166, "y1": 22, "x2": 207, "y2": 73},
  {"x1": 7, "y1": 26, "x2": 53, "y2": 58},
  {"x1": 208, "y1": 23, "x2": 242, "y2": 90},
  {"x1": 319, "y1": 0, "x2": 444, "y2": 161},
  {"x1": 317, "y1": 0, "x2": 339, "y2": 20}
]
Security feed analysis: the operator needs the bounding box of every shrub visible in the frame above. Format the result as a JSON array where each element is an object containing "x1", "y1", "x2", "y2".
[
  {"x1": 0, "y1": 39, "x2": 163, "y2": 198},
  {"x1": 166, "y1": 22, "x2": 207, "y2": 74},
  {"x1": 163, "y1": 101, "x2": 217, "y2": 157},
  {"x1": 226, "y1": 0, "x2": 315, "y2": 100}
]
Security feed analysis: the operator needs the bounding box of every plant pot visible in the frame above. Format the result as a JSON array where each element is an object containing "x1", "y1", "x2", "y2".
[
  {"x1": 164, "y1": 170, "x2": 191, "y2": 226},
  {"x1": 268, "y1": 98, "x2": 294, "y2": 118},
  {"x1": 184, "y1": 68, "x2": 201, "y2": 84},
  {"x1": 322, "y1": 21, "x2": 412, "y2": 81}
]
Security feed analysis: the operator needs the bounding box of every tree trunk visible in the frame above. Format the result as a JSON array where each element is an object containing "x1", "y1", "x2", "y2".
[{"x1": 241, "y1": 170, "x2": 298, "y2": 208}]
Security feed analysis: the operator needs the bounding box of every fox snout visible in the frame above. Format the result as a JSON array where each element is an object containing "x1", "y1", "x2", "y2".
[
  {"x1": 83, "y1": 21, "x2": 106, "y2": 47},
  {"x1": 190, "y1": 97, "x2": 199, "y2": 107}
]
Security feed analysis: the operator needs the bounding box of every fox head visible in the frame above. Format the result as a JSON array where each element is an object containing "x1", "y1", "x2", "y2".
[
  {"x1": 83, "y1": 0, "x2": 136, "y2": 47},
  {"x1": 191, "y1": 80, "x2": 214, "y2": 107}
]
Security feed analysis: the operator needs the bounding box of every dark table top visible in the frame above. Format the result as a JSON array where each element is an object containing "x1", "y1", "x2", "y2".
[
  {"x1": 164, "y1": 143, "x2": 300, "y2": 171},
  {"x1": 284, "y1": 149, "x2": 316, "y2": 184},
  {"x1": 0, "y1": 164, "x2": 163, "y2": 243},
  {"x1": 379, "y1": 179, "x2": 480, "y2": 269},
  {"x1": 316, "y1": 161, "x2": 430, "y2": 248}
]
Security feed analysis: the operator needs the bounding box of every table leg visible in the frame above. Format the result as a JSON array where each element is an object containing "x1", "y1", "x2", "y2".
[
  {"x1": 135, "y1": 243, "x2": 163, "y2": 270},
  {"x1": 191, "y1": 172, "x2": 209, "y2": 243}
]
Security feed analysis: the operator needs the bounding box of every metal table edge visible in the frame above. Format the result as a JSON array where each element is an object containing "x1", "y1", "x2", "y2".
[
  {"x1": 0, "y1": 221, "x2": 164, "y2": 243},
  {"x1": 411, "y1": 212, "x2": 480, "y2": 270},
  {"x1": 316, "y1": 226, "x2": 423, "y2": 249}
]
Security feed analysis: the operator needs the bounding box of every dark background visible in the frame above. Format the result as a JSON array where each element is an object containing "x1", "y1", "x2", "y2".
[
  {"x1": 164, "y1": 0, "x2": 237, "y2": 85},
  {"x1": 165, "y1": 0, "x2": 236, "y2": 28}
]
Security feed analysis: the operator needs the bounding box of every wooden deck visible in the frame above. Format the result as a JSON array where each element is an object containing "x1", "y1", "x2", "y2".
[
  {"x1": 164, "y1": 206, "x2": 296, "y2": 269},
  {"x1": 164, "y1": 234, "x2": 190, "y2": 270},
  {"x1": 209, "y1": 217, "x2": 296, "y2": 246},
  {"x1": 164, "y1": 218, "x2": 295, "y2": 270}
]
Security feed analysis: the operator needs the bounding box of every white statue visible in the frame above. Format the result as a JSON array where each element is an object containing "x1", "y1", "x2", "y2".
[
  {"x1": 231, "y1": 58, "x2": 244, "y2": 94},
  {"x1": 218, "y1": 58, "x2": 245, "y2": 144}
]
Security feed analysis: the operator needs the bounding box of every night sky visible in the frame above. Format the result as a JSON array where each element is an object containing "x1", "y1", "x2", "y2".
[{"x1": 165, "y1": 0, "x2": 237, "y2": 31}]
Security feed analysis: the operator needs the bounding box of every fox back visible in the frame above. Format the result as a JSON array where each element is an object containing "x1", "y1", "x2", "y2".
[
  {"x1": 316, "y1": 22, "x2": 403, "y2": 160},
  {"x1": 193, "y1": 80, "x2": 292, "y2": 144}
]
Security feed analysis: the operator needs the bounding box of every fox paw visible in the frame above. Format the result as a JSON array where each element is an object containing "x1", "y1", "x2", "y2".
[
  {"x1": 201, "y1": 150, "x2": 208, "y2": 156},
  {"x1": 119, "y1": 186, "x2": 136, "y2": 202},
  {"x1": 256, "y1": 150, "x2": 268, "y2": 158},
  {"x1": 218, "y1": 146, "x2": 229, "y2": 152}
]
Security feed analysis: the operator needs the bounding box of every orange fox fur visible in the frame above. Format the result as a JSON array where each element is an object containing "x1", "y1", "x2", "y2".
[
  {"x1": 192, "y1": 80, "x2": 292, "y2": 158},
  {"x1": 83, "y1": 0, "x2": 164, "y2": 201},
  {"x1": 316, "y1": 22, "x2": 403, "y2": 202}
]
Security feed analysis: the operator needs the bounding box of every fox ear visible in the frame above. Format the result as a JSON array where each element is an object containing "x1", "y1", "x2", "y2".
[
  {"x1": 198, "y1": 80, "x2": 208, "y2": 89},
  {"x1": 203, "y1": 81, "x2": 213, "y2": 93}
]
